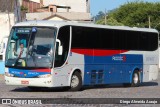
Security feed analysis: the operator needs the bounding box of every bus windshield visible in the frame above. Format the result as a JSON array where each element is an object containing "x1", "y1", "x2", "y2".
[{"x1": 5, "y1": 27, "x2": 56, "y2": 68}]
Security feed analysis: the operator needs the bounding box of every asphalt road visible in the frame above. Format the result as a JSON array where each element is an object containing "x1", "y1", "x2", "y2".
[{"x1": 0, "y1": 73, "x2": 160, "y2": 107}]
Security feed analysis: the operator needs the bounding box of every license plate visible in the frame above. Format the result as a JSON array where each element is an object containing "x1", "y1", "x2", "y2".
[{"x1": 21, "y1": 80, "x2": 29, "y2": 84}]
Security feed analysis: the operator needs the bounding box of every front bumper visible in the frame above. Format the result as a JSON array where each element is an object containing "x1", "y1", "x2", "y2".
[{"x1": 5, "y1": 76, "x2": 53, "y2": 87}]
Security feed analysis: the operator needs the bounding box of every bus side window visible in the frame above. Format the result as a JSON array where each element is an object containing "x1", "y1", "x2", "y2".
[{"x1": 54, "y1": 26, "x2": 70, "y2": 67}]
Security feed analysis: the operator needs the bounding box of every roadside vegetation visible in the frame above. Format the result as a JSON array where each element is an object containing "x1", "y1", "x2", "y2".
[{"x1": 94, "y1": 1, "x2": 160, "y2": 31}]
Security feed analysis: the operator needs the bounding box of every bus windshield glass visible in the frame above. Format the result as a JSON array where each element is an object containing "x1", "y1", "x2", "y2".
[{"x1": 5, "y1": 27, "x2": 56, "y2": 68}]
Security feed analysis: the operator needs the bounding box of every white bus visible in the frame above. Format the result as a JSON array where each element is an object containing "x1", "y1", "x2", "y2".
[
  {"x1": 0, "y1": 36, "x2": 8, "y2": 74},
  {"x1": 5, "y1": 21, "x2": 159, "y2": 91},
  {"x1": 0, "y1": 36, "x2": 8, "y2": 61}
]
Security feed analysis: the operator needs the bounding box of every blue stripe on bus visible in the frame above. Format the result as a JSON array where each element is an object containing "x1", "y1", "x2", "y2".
[{"x1": 83, "y1": 54, "x2": 143, "y2": 85}]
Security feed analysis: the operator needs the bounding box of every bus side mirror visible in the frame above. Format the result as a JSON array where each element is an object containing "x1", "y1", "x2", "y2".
[
  {"x1": 58, "y1": 46, "x2": 63, "y2": 55},
  {"x1": 56, "y1": 39, "x2": 63, "y2": 55}
]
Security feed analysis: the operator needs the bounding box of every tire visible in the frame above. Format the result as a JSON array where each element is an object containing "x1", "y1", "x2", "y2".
[
  {"x1": 123, "y1": 71, "x2": 140, "y2": 87},
  {"x1": 69, "y1": 72, "x2": 82, "y2": 91},
  {"x1": 131, "y1": 71, "x2": 140, "y2": 87}
]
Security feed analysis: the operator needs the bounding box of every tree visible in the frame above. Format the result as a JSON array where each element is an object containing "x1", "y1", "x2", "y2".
[
  {"x1": 96, "y1": 17, "x2": 123, "y2": 26},
  {"x1": 93, "y1": 11, "x2": 105, "y2": 21},
  {"x1": 21, "y1": 6, "x2": 28, "y2": 12},
  {"x1": 96, "y1": 1, "x2": 160, "y2": 31}
]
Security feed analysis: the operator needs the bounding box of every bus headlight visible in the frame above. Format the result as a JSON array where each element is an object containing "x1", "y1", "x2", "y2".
[
  {"x1": 5, "y1": 72, "x2": 14, "y2": 77},
  {"x1": 38, "y1": 74, "x2": 51, "y2": 78}
]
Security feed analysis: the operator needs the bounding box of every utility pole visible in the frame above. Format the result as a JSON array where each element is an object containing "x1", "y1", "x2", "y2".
[
  {"x1": 93, "y1": 17, "x2": 96, "y2": 24},
  {"x1": 7, "y1": 10, "x2": 11, "y2": 30},
  {"x1": 105, "y1": 9, "x2": 107, "y2": 25},
  {"x1": 87, "y1": 0, "x2": 90, "y2": 13},
  {"x1": 148, "y1": 16, "x2": 151, "y2": 29},
  {"x1": 14, "y1": 0, "x2": 21, "y2": 23},
  {"x1": 7, "y1": 0, "x2": 12, "y2": 30}
]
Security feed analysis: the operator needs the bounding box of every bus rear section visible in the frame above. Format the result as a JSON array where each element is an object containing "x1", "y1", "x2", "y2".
[{"x1": 70, "y1": 26, "x2": 159, "y2": 87}]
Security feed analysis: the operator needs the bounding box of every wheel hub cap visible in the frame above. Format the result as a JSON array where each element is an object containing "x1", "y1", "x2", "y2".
[
  {"x1": 71, "y1": 75, "x2": 79, "y2": 88},
  {"x1": 133, "y1": 73, "x2": 139, "y2": 84}
]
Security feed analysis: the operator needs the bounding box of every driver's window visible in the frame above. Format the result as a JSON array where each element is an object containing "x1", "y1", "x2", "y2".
[{"x1": 26, "y1": 27, "x2": 55, "y2": 68}]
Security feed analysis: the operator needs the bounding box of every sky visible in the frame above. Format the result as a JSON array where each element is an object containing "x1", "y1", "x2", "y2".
[{"x1": 90, "y1": 0, "x2": 160, "y2": 16}]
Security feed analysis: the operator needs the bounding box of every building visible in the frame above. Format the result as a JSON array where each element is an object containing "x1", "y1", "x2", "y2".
[
  {"x1": 26, "y1": 0, "x2": 91, "y2": 22},
  {"x1": 36, "y1": 4, "x2": 71, "y2": 13},
  {"x1": 26, "y1": 12, "x2": 91, "y2": 22},
  {"x1": 20, "y1": 0, "x2": 90, "y2": 13},
  {"x1": 21, "y1": 0, "x2": 42, "y2": 13},
  {"x1": 42, "y1": 0, "x2": 90, "y2": 13}
]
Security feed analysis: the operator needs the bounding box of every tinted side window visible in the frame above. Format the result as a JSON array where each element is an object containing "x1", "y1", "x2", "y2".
[
  {"x1": 72, "y1": 26, "x2": 96, "y2": 49},
  {"x1": 138, "y1": 32, "x2": 149, "y2": 51},
  {"x1": 125, "y1": 31, "x2": 139, "y2": 50},
  {"x1": 95, "y1": 29, "x2": 114, "y2": 49},
  {"x1": 72, "y1": 26, "x2": 158, "y2": 51},
  {"x1": 120, "y1": 31, "x2": 158, "y2": 51},
  {"x1": 54, "y1": 26, "x2": 70, "y2": 67},
  {"x1": 72, "y1": 26, "x2": 115, "y2": 49},
  {"x1": 114, "y1": 30, "x2": 126, "y2": 50},
  {"x1": 151, "y1": 33, "x2": 158, "y2": 50}
]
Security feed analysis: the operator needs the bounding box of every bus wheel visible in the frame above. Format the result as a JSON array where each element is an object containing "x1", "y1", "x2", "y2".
[
  {"x1": 131, "y1": 71, "x2": 140, "y2": 87},
  {"x1": 123, "y1": 71, "x2": 140, "y2": 87},
  {"x1": 69, "y1": 72, "x2": 82, "y2": 91}
]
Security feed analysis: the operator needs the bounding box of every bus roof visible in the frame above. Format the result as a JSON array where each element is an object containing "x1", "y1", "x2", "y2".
[{"x1": 14, "y1": 20, "x2": 158, "y2": 33}]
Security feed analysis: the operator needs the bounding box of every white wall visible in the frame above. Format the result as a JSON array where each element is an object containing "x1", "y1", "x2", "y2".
[
  {"x1": 43, "y1": 0, "x2": 53, "y2": 6},
  {"x1": 57, "y1": 8, "x2": 68, "y2": 12},
  {"x1": 43, "y1": 0, "x2": 87, "y2": 12},
  {"x1": 0, "y1": 13, "x2": 14, "y2": 61},
  {"x1": 0, "y1": 13, "x2": 15, "y2": 40},
  {"x1": 55, "y1": 0, "x2": 87, "y2": 12},
  {"x1": 30, "y1": 0, "x2": 40, "y2": 3},
  {"x1": 48, "y1": 17, "x2": 64, "y2": 21}
]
